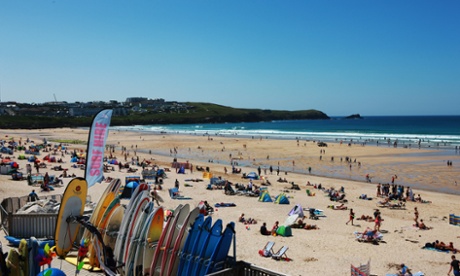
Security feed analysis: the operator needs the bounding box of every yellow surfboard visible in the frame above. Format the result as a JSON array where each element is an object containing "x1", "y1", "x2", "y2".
[
  {"x1": 55, "y1": 177, "x2": 88, "y2": 257},
  {"x1": 87, "y1": 178, "x2": 122, "y2": 267}
]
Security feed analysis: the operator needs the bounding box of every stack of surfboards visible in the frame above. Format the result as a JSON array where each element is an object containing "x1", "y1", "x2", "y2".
[{"x1": 55, "y1": 178, "x2": 235, "y2": 276}]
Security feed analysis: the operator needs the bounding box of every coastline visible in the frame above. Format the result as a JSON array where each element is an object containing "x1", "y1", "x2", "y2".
[{"x1": 1, "y1": 127, "x2": 460, "y2": 275}]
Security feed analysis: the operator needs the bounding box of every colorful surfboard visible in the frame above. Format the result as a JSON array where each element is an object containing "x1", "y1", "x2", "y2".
[
  {"x1": 141, "y1": 207, "x2": 164, "y2": 276},
  {"x1": 149, "y1": 204, "x2": 183, "y2": 276},
  {"x1": 125, "y1": 201, "x2": 154, "y2": 276},
  {"x1": 195, "y1": 219, "x2": 223, "y2": 276},
  {"x1": 102, "y1": 204, "x2": 124, "y2": 249},
  {"x1": 181, "y1": 215, "x2": 212, "y2": 276},
  {"x1": 122, "y1": 193, "x2": 151, "y2": 265},
  {"x1": 132, "y1": 206, "x2": 160, "y2": 276},
  {"x1": 158, "y1": 204, "x2": 190, "y2": 276},
  {"x1": 113, "y1": 186, "x2": 147, "y2": 266},
  {"x1": 165, "y1": 207, "x2": 200, "y2": 276},
  {"x1": 177, "y1": 214, "x2": 204, "y2": 276},
  {"x1": 204, "y1": 222, "x2": 235, "y2": 274},
  {"x1": 86, "y1": 178, "x2": 121, "y2": 267},
  {"x1": 55, "y1": 177, "x2": 88, "y2": 257}
]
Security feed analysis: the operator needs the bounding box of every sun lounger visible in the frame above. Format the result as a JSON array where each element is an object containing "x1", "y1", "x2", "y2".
[
  {"x1": 272, "y1": 245, "x2": 289, "y2": 260},
  {"x1": 259, "y1": 241, "x2": 276, "y2": 257},
  {"x1": 168, "y1": 187, "x2": 191, "y2": 200}
]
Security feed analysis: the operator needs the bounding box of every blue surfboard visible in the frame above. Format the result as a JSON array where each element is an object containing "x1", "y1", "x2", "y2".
[
  {"x1": 182, "y1": 216, "x2": 212, "y2": 276},
  {"x1": 204, "y1": 222, "x2": 235, "y2": 274},
  {"x1": 194, "y1": 219, "x2": 223, "y2": 276},
  {"x1": 177, "y1": 214, "x2": 204, "y2": 276}
]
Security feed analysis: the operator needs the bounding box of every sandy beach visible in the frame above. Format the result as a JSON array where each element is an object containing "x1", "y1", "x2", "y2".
[{"x1": 1, "y1": 127, "x2": 460, "y2": 276}]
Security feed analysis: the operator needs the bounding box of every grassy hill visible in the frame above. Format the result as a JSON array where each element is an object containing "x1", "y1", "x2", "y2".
[{"x1": 0, "y1": 102, "x2": 329, "y2": 129}]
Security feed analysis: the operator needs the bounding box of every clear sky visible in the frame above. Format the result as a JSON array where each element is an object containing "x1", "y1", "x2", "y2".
[{"x1": 1, "y1": 1, "x2": 459, "y2": 116}]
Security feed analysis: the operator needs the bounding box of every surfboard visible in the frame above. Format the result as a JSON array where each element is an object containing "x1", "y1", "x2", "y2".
[
  {"x1": 157, "y1": 204, "x2": 190, "y2": 276},
  {"x1": 204, "y1": 221, "x2": 235, "y2": 274},
  {"x1": 181, "y1": 215, "x2": 212, "y2": 276},
  {"x1": 6, "y1": 249, "x2": 20, "y2": 276},
  {"x1": 18, "y1": 238, "x2": 28, "y2": 276},
  {"x1": 103, "y1": 204, "x2": 124, "y2": 252},
  {"x1": 99, "y1": 197, "x2": 121, "y2": 233},
  {"x1": 122, "y1": 193, "x2": 151, "y2": 265},
  {"x1": 55, "y1": 177, "x2": 88, "y2": 257},
  {"x1": 195, "y1": 219, "x2": 223, "y2": 276},
  {"x1": 132, "y1": 207, "x2": 159, "y2": 276},
  {"x1": 141, "y1": 207, "x2": 164, "y2": 276},
  {"x1": 83, "y1": 178, "x2": 120, "y2": 239},
  {"x1": 85, "y1": 178, "x2": 121, "y2": 267},
  {"x1": 125, "y1": 201, "x2": 154, "y2": 276},
  {"x1": 95, "y1": 197, "x2": 121, "y2": 265},
  {"x1": 28, "y1": 237, "x2": 40, "y2": 276},
  {"x1": 126, "y1": 183, "x2": 149, "y2": 211},
  {"x1": 177, "y1": 214, "x2": 204, "y2": 276},
  {"x1": 149, "y1": 204, "x2": 183, "y2": 276},
  {"x1": 164, "y1": 207, "x2": 200, "y2": 276},
  {"x1": 113, "y1": 187, "x2": 148, "y2": 267}
]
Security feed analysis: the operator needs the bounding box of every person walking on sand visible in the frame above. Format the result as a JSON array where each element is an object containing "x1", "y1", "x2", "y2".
[
  {"x1": 346, "y1": 208, "x2": 355, "y2": 225},
  {"x1": 374, "y1": 214, "x2": 382, "y2": 232},
  {"x1": 448, "y1": 255, "x2": 460, "y2": 276}
]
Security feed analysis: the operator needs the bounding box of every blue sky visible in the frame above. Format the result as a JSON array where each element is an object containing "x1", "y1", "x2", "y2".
[{"x1": 0, "y1": 1, "x2": 459, "y2": 116}]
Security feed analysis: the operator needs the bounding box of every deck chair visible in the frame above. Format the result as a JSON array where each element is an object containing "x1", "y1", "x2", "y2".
[
  {"x1": 272, "y1": 245, "x2": 289, "y2": 260},
  {"x1": 259, "y1": 241, "x2": 275, "y2": 257},
  {"x1": 169, "y1": 187, "x2": 181, "y2": 199},
  {"x1": 309, "y1": 208, "x2": 319, "y2": 220}
]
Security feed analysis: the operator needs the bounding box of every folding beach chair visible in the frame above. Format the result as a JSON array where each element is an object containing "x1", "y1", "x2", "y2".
[
  {"x1": 272, "y1": 245, "x2": 289, "y2": 260},
  {"x1": 259, "y1": 241, "x2": 275, "y2": 257}
]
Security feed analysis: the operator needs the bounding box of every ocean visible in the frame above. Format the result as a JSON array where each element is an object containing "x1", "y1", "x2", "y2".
[{"x1": 113, "y1": 116, "x2": 460, "y2": 149}]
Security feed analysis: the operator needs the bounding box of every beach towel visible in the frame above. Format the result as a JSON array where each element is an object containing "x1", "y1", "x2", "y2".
[{"x1": 214, "y1": 202, "x2": 236, "y2": 207}]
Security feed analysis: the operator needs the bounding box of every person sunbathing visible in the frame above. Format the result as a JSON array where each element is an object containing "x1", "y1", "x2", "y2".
[
  {"x1": 304, "y1": 224, "x2": 319, "y2": 230},
  {"x1": 329, "y1": 203, "x2": 347, "y2": 210},
  {"x1": 434, "y1": 240, "x2": 448, "y2": 251},
  {"x1": 292, "y1": 218, "x2": 307, "y2": 228},
  {"x1": 357, "y1": 215, "x2": 374, "y2": 222},
  {"x1": 417, "y1": 219, "x2": 432, "y2": 230},
  {"x1": 445, "y1": 242, "x2": 458, "y2": 253}
]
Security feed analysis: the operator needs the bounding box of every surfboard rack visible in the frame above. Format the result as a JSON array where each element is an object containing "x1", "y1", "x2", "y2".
[{"x1": 71, "y1": 215, "x2": 118, "y2": 275}]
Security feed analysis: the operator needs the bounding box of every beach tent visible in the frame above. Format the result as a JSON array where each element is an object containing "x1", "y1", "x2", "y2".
[
  {"x1": 120, "y1": 181, "x2": 139, "y2": 199},
  {"x1": 70, "y1": 157, "x2": 78, "y2": 163},
  {"x1": 288, "y1": 204, "x2": 304, "y2": 218},
  {"x1": 18, "y1": 154, "x2": 26, "y2": 160},
  {"x1": 177, "y1": 166, "x2": 185, "y2": 174},
  {"x1": 28, "y1": 156, "x2": 36, "y2": 162},
  {"x1": 284, "y1": 214, "x2": 299, "y2": 227},
  {"x1": 276, "y1": 225, "x2": 292, "y2": 237},
  {"x1": 245, "y1": 172, "x2": 259, "y2": 180},
  {"x1": 258, "y1": 190, "x2": 273, "y2": 202},
  {"x1": 275, "y1": 193, "x2": 290, "y2": 205}
]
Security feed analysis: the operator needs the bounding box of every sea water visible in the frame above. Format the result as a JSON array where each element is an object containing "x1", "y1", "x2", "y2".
[{"x1": 113, "y1": 116, "x2": 460, "y2": 149}]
